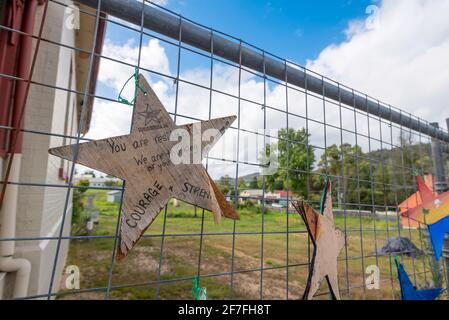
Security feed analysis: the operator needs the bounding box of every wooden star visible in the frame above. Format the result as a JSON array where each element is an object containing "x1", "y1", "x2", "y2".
[
  {"x1": 137, "y1": 104, "x2": 163, "y2": 128},
  {"x1": 293, "y1": 178, "x2": 345, "y2": 300},
  {"x1": 49, "y1": 74, "x2": 239, "y2": 259},
  {"x1": 401, "y1": 175, "x2": 449, "y2": 260}
]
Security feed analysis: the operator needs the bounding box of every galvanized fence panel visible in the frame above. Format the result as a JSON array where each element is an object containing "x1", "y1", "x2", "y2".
[{"x1": 0, "y1": 0, "x2": 448, "y2": 300}]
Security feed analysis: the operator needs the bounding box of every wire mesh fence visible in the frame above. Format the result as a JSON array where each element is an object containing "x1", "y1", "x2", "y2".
[{"x1": 0, "y1": 0, "x2": 448, "y2": 300}]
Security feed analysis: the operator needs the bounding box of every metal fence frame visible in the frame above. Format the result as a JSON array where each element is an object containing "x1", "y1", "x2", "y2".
[{"x1": 0, "y1": 0, "x2": 448, "y2": 300}]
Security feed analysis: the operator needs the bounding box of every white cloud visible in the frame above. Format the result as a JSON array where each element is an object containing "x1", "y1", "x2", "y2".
[
  {"x1": 306, "y1": 0, "x2": 449, "y2": 127},
  {"x1": 90, "y1": 37, "x2": 290, "y2": 178},
  {"x1": 88, "y1": 0, "x2": 449, "y2": 179},
  {"x1": 85, "y1": 100, "x2": 132, "y2": 140},
  {"x1": 98, "y1": 38, "x2": 171, "y2": 98},
  {"x1": 88, "y1": 37, "x2": 175, "y2": 140}
]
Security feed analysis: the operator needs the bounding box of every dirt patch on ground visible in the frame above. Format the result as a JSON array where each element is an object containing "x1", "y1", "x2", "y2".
[
  {"x1": 58, "y1": 291, "x2": 106, "y2": 300},
  {"x1": 121, "y1": 246, "x2": 173, "y2": 275},
  {"x1": 60, "y1": 238, "x2": 306, "y2": 299},
  {"x1": 165, "y1": 241, "x2": 304, "y2": 299}
]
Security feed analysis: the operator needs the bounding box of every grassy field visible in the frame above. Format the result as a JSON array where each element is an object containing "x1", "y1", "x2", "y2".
[{"x1": 57, "y1": 189, "x2": 445, "y2": 300}]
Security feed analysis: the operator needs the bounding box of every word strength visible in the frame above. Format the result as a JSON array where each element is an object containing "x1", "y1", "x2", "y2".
[{"x1": 178, "y1": 304, "x2": 271, "y2": 317}]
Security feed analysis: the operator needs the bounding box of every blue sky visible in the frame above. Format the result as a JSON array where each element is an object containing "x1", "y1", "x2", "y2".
[
  {"x1": 163, "y1": 0, "x2": 375, "y2": 64},
  {"x1": 106, "y1": 0, "x2": 375, "y2": 66},
  {"x1": 94, "y1": 0, "x2": 380, "y2": 176},
  {"x1": 89, "y1": 0, "x2": 449, "y2": 178},
  {"x1": 99, "y1": 0, "x2": 377, "y2": 100}
]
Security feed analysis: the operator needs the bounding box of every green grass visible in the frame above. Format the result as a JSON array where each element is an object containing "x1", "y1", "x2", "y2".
[{"x1": 57, "y1": 190, "x2": 444, "y2": 300}]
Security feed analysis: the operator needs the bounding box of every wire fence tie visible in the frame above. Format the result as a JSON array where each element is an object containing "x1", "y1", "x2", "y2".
[
  {"x1": 192, "y1": 276, "x2": 208, "y2": 300},
  {"x1": 320, "y1": 175, "x2": 330, "y2": 215},
  {"x1": 117, "y1": 67, "x2": 147, "y2": 106}
]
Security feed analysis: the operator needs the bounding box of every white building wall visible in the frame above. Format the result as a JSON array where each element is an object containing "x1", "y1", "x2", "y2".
[{"x1": 10, "y1": 0, "x2": 78, "y2": 299}]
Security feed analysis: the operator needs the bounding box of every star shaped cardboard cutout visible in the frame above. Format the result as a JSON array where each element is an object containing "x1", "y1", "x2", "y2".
[
  {"x1": 401, "y1": 175, "x2": 449, "y2": 260},
  {"x1": 395, "y1": 257, "x2": 442, "y2": 300},
  {"x1": 399, "y1": 175, "x2": 437, "y2": 229},
  {"x1": 49, "y1": 74, "x2": 240, "y2": 260},
  {"x1": 293, "y1": 178, "x2": 345, "y2": 300}
]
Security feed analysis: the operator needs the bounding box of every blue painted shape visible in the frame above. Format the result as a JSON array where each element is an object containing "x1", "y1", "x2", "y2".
[
  {"x1": 428, "y1": 215, "x2": 449, "y2": 261},
  {"x1": 396, "y1": 259, "x2": 442, "y2": 300}
]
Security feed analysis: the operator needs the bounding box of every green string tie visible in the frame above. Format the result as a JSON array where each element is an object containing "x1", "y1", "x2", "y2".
[
  {"x1": 117, "y1": 67, "x2": 147, "y2": 106},
  {"x1": 319, "y1": 175, "x2": 329, "y2": 215},
  {"x1": 393, "y1": 254, "x2": 399, "y2": 266},
  {"x1": 192, "y1": 276, "x2": 208, "y2": 300}
]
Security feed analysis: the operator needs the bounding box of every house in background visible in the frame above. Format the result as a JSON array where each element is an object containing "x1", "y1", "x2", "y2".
[
  {"x1": 0, "y1": 0, "x2": 105, "y2": 299},
  {"x1": 107, "y1": 190, "x2": 122, "y2": 203},
  {"x1": 239, "y1": 189, "x2": 264, "y2": 205},
  {"x1": 239, "y1": 189, "x2": 295, "y2": 209},
  {"x1": 73, "y1": 174, "x2": 121, "y2": 188}
]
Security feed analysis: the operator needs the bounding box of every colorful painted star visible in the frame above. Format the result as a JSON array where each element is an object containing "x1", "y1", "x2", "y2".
[
  {"x1": 401, "y1": 175, "x2": 449, "y2": 260},
  {"x1": 399, "y1": 176, "x2": 437, "y2": 229},
  {"x1": 293, "y1": 177, "x2": 345, "y2": 300}
]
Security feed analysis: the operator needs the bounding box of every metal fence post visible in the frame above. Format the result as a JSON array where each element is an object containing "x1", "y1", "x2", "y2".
[
  {"x1": 444, "y1": 235, "x2": 449, "y2": 293},
  {"x1": 444, "y1": 119, "x2": 449, "y2": 293},
  {"x1": 430, "y1": 123, "x2": 447, "y2": 192},
  {"x1": 426, "y1": 122, "x2": 447, "y2": 288}
]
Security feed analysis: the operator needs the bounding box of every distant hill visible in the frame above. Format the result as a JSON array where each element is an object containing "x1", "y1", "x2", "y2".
[
  {"x1": 215, "y1": 141, "x2": 448, "y2": 186},
  {"x1": 240, "y1": 172, "x2": 260, "y2": 182},
  {"x1": 214, "y1": 172, "x2": 260, "y2": 186}
]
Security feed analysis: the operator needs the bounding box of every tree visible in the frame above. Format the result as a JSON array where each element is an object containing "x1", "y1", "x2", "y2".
[
  {"x1": 72, "y1": 179, "x2": 90, "y2": 222},
  {"x1": 238, "y1": 177, "x2": 247, "y2": 190},
  {"x1": 218, "y1": 175, "x2": 231, "y2": 195},
  {"x1": 249, "y1": 176, "x2": 259, "y2": 189},
  {"x1": 315, "y1": 143, "x2": 372, "y2": 208},
  {"x1": 72, "y1": 190, "x2": 84, "y2": 219},
  {"x1": 78, "y1": 179, "x2": 90, "y2": 188},
  {"x1": 265, "y1": 128, "x2": 315, "y2": 198},
  {"x1": 85, "y1": 171, "x2": 96, "y2": 178},
  {"x1": 104, "y1": 180, "x2": 118, "y2": 187},
  {"x1": 315, "y1": 137, "x2": 436, "y2": 209},
  {"x1": 366, "y1": 133, "x2": 434, "y2": 207},
  {"x1": 392, "y1": 132, "x2": 432, "y2": 201}
]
